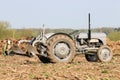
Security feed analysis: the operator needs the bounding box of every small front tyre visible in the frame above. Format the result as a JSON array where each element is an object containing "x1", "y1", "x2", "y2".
[{"x1": 97, "y1": 45, "x2": 112, "y2": 62}]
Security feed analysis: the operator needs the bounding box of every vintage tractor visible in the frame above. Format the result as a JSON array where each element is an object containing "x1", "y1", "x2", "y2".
[{"x1": 6, "y1": 13, "x2": 113, "y2": 63}]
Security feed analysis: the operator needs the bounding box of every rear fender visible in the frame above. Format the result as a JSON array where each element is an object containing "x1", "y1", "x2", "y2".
[{"x1": 47, "y1": 33, "x2": 73, "y2": 40}]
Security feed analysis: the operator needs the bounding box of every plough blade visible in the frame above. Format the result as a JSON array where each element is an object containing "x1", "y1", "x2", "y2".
[
  {"x1": 26, "y1": 44, "x2": 39, "y2": 55},
  {"x1": 8, "y1": 44, "x2": 24, "y2": 55}
]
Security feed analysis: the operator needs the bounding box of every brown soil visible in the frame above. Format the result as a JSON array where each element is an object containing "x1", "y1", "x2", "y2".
[
  {"x1": 0, "y1": 38, "x2": 120, "y2": 80},
  {"x1": 107, "y1": 38, "x2": 120, "y2": 54}
]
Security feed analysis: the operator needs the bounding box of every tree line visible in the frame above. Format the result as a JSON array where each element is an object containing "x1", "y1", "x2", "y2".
[{"x1": 0, "y1": 21, "x2": 119, "y2": 41}]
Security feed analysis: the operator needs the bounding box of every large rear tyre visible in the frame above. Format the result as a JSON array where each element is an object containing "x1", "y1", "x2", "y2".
[
  {"x1": 97, "y1": 45, "x2": 112, "y2": 62},
  {"x1": 47, "y1": 34, "x2": 76, "y2": 63}
]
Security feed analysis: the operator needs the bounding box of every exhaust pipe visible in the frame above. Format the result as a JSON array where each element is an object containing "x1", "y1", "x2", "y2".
[{"x1": 88, "y1": 13, "x2": 91, "y2": 40}]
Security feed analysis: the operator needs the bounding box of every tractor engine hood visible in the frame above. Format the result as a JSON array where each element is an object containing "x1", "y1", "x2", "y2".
[{"x1": 78, "y1": 33, "x2": 106, "y2": 45}]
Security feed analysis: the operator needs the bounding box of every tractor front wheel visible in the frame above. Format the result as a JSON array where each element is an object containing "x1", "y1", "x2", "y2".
[{"x1": 97, "y1": 45, "x2": 112, "y2": 62}]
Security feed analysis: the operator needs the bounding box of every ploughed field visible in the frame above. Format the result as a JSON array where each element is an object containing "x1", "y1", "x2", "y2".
[{"x1": 0, "y1": 38, "x2": 120, "y2": 80}]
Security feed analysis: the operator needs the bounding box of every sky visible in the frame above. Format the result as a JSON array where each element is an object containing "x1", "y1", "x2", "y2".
[{"x1": 0, "y1": 0, "x2": 120, "y2": 29}]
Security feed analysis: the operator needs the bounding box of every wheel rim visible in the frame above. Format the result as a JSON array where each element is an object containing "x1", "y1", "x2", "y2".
[
  {"x1": 53, "y1": 42, "x2": 71, "y2": 60},
  {"x1": 99, "y1": 48, "x2": 111, "y2": 61}
]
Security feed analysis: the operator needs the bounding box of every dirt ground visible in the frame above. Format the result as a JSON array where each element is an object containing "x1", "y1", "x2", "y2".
[
  {"x1": 0, "y1": 38, "x2": 120, "y2": 80},
  {"x1": 0, "y1": 54, "x2": 120, "y2": 80}
]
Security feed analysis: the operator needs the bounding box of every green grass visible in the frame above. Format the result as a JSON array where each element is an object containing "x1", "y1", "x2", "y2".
[
  {"x1": 0, "y1": 25, "x2": 120, "y2": 41},
  {"x1": 108, "y1": 31, "x2": 120, "y2": 41},
  {"x1": 0, "y1": 29, "x2": 35, "y2": 39},
  {"x1": 29, "y1": 73, "x2": 36, "y2": 79},
  {"x1": 101, "y1": 69, "x2": 109, "y2": 73}
]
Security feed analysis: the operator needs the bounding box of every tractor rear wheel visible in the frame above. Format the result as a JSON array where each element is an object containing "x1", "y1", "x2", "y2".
[{"x1": 47, "y1": 34, "x2": 76, "y2": 63}]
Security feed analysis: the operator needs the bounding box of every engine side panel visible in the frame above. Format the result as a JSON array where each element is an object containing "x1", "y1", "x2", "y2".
[{"x1": 78, "y1": 33, "x2": 106, "y2": 45}]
